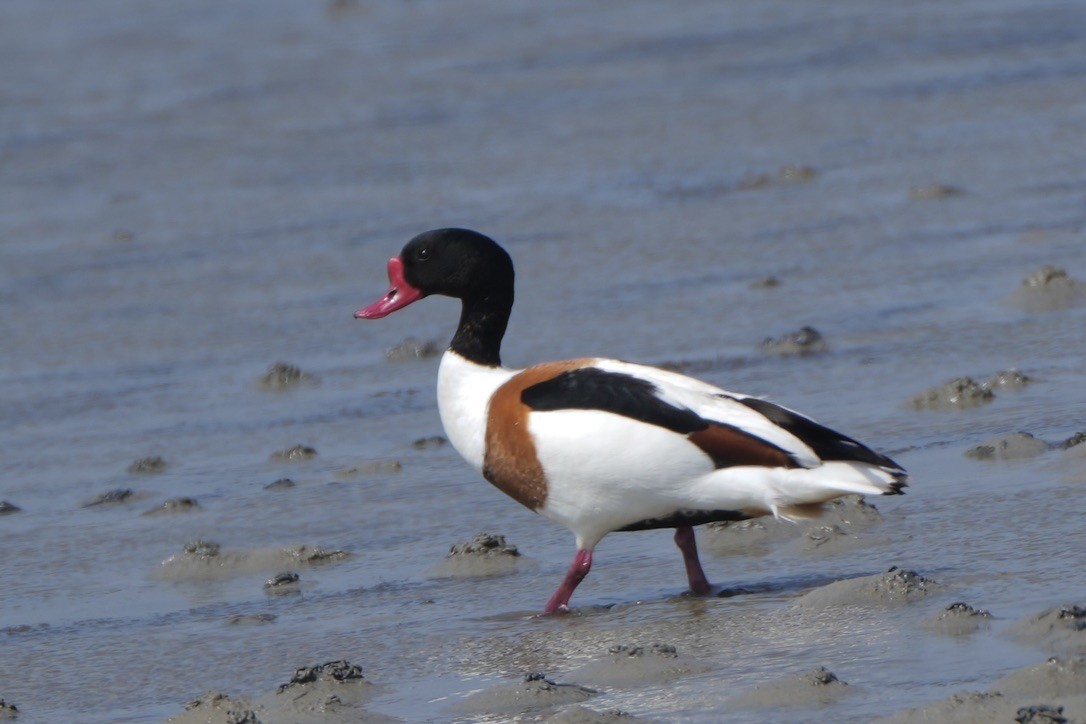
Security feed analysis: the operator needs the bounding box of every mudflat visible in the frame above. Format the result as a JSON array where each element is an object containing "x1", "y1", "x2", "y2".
[{"x1": 1, "y1": 0, "x2": 1084, "y2": 720}]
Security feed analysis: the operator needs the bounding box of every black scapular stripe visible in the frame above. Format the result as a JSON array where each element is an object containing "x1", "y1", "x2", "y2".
[
  {"x1": 521, "y1": 368, "x2": 708, "y2": 434},
  {"x1": 736, "y1": 396, "x2": 901, "y2": 470},
  {"x1": 617, "y1": 508, "x2": 752, "y2": 532}
]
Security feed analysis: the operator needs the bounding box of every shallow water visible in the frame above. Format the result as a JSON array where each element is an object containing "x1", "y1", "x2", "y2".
[{"x1": 2, "y1": 0, "x2": 1085, "y2": 721}]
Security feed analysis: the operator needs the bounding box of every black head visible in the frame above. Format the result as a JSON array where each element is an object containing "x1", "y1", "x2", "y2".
[
  {"x1": 400, "y1": 228, "x2": 514, "y2": 301},
  {"x1": 355, "y1": 228, "x2": 514, "y2": 319}
]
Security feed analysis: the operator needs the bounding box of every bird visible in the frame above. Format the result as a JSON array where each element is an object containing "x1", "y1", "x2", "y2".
[{"x1": 355, "y1": 228, "x2": 907, "y2": 614}]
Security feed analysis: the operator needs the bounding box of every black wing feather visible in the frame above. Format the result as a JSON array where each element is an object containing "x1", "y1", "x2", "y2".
[
  {"x1": 736, "y1": 396, "x2": 902, "y2": 470},
  {"x1": 521, "y1": 368, "x2": 708, "y2": 434}
]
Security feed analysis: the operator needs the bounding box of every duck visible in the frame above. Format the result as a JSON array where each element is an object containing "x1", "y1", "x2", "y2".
[{"x1": 356, "y1": 228, "x2": 907, "y2": 613}]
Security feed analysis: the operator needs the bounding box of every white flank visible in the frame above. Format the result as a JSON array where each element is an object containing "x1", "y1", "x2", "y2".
[{"x1": 530, "y1": 409, "x2": 716, "y2": 549}]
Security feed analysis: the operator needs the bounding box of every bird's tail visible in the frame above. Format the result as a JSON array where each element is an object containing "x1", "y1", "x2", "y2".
[{"x1": 772, "y1": 461, "x2": 907, "y2": 521}]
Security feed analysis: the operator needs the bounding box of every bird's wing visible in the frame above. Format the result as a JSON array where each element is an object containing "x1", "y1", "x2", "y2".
[{"x1": 520, "y1": 359, "x2": 828, "y2": 469}]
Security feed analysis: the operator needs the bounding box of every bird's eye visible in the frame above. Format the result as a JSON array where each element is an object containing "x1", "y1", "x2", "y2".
[{"x1": 417, "y1": 248, "x2": 431, "y2": 261}]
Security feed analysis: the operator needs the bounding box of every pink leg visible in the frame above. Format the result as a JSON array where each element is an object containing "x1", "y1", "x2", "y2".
[
  {"x1": 544, "y1": 549, "x2": 593, "y2": 614},
  {"x1": 674, "y1": 526, "x2": 711, "y2": 595}
]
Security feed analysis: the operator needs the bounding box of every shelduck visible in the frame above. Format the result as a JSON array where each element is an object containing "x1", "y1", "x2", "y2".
[{"x1": 356, "y1": 228, "x2": 907, "y2": 613}]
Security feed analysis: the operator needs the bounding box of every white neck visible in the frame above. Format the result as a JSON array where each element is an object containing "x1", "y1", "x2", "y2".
[{"x1": 436, "y1": 350, "x2": 518, "y2": 473}]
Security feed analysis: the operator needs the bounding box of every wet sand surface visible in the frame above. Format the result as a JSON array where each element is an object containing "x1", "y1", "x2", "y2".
[{"x1": 2, "y1": 0, "x2": 1085, "y2": 721}]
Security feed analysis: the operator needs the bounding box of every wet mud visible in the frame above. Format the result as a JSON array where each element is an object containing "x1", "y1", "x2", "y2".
[
  {"x1": 227, "y1": 613, "x2": 277, "y2": 626},
  {"x1": 703, "y1": 495, "x2": 885, "y2": 557},
  {"x1": 736, "y1": 163, "x2": 817, "y2": 191},
  {"x1": 169, "y1": 661, "x2": 388, "y2": 724},
  {"x1": 270, "y1": 445, "x2": 318, "y2": 462},
  {"x1": 923, "y1": 602, "x2": 994, "y2": 637},
  {"x1": 1061, "y1": 433, "x2": 1086, "y2": 452},
  {"x1": 411, "y1": 435, "x2": 447, "y2": 450},
  {"x1": 792, "y1": 567, "x2": 939, "y2": 608},
  {"x1": 1012, "y1": 266, "x2": 1086, "y2": 313},
  {"x1": 258, "y1": 362, "x2": 319, "y2": 391},
  {"x1": 748, "y1": 275, "x2": 782, "y2": 290},
  {"x1": 908, "y1": 368, "x2": 1034, "y2": 411},
  {"x1": 760, "y1": 326, "x2": 827, "y2": 356},
  {"x1": 1011, "y1": 605, "x2": 1086, "y2": 655},
  {"x1": 263, "y1": 571, "x2": 301, "y2": 595},
  {"x1": 732, "y1": 666, "x2": 852, "y2": 709},
  {"x1": 142, "y1": 497, "x2": 201, "y2": 516},
  {"x1": 908, "y1": 377, "x2": 994, "y2": 411},
  {"x1": 965, "y1": 432, "x2": 1051, "y2": 461},
  {"x1": 777, "y1": 165, "x2": 817, "y2": 184},
  {"x1": 985, "y1": 368, "x2": 1032, "y2": 391},
  {"x1": 170, "y1": 692, "x2": 261, "y2": 724},
  {"x1": 447, "y1": 532, "x2": 521, "y2": 558},
  {"x1": 544, "y1": 705, "x2": 639, "y2": 722},
  {"x1": 127, "y1": 456, "x2": 167, "y2": 475},
  {"x1": 263, "y1": 477, "x2": 296, "y2": 490},
  {"x1": 333, "y1": 460, "x2": 403, "y2": 478},
  {"x1": 277, "y1": 660, "x2": 370, "y2": 692},
  {"x1": 908, "y1": 183, "x2": 964, "y2": 200},
  {"x1": 157, "y1": 541, "x2": 349, "y2": 582},
  {"x1": 881, "y1": 657, "x2": 1086, "y2": 723},
  {"x1": 791, "y1": 496, "x2": 888, "y2": 555},
  {"x1": 385, "y1": 337, "x2": 443, "y2": 361},
  {"x1": 569, "y1": 643, "x2": 705, "y2": 688},
  {"x1": 81, "y1": 488, "x2": 139, "y2": 508},
  {"x1": 438, "y1": 532, "x2": 525, "y2": 578},
  {"x1": 701, "y1": 517, "x2": 794, "y2": 557},
  {"x1": 452, "y1": 672, "x2": 597, "y2": 717}
]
